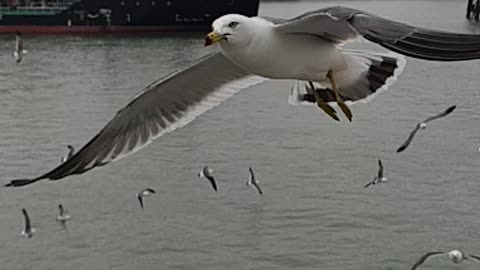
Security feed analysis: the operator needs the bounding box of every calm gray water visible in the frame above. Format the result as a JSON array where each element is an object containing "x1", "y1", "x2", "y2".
[{"x1": 1, "y1": 1, "x2": 480, "y2": 269}]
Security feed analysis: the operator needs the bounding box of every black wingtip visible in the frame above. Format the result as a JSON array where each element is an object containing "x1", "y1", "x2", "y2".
[
  {"x1": 446, "y1": 105, "x2": 456, "y2": 114},
  {"x1": 396, "y1": 146, "x2": 406, "y2": 153},
  {"x1": 4, "y1": 179, "x2": 38, "y2": 187}
]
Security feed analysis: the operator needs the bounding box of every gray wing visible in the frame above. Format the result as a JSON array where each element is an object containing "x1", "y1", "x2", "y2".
[
  {"x1": 16, "y1": 31, "x2": 22, "y2": 52},
  {"x1": 5, "y1": 52, "x2": 266, "y2": 187},
  {"x1": 364, "y1": 180, "x2": 374, "y2": 188},
  {"x1": 207, "y1": 176, "x2": 217, "y2": 191},
  {"x1": 410, "y1": 252, "x2": 445, "y2": 270},
  {"x1": 468, "y1": 255, "x2": 480, "y2": 262},
  {"x1": 272, "y1": 6, "x2": 480, "y2": 61},
  {"x1": 249, "y1": 167, "x2": 255, "y2": 182},
  {"x1": 145, "y1": 188, "x2": 156, "y2": 194},
  {"x1": 396, "y1": 124, "x2": 421, "y2": 153},
  {"x1": 253, "y1": 182, "x2": 263, "y2": 195},
  {"x1": 377, "y1": 159, "x2": 383, "y2": 179},
  {"x1": 22, "y1": 208, "x2": 31, "y2": 231},
  {"x1": 137, "y1": 196, "x2": 143, "y2": 209},
  {"x1": 423, "y1": 105, "x2": 456, "y2": 123}
]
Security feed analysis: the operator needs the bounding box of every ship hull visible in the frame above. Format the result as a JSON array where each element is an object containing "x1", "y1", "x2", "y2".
[
  {"x1": 0, "y1": 25, "x2": 208, "y2": 34},
  {"x1": 0, "y1": 0, "x2": 260, "y2": 34}
]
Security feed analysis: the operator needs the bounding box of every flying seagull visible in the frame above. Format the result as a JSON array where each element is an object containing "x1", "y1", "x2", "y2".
[
  {"x1": 56, "y1": 204, "x2": 71, "y2": 225},
  {"x1": 21, "y1": 208, "x2": 35, "y2": 238},
  {"x1": 6, "y1": 7, "x2": 480, "y2": 187},
  {"x1": 198, "y1": 166, "x2": 217, "y2": 191},
  {"x1": 364, "y1": 159, "x2": 388, "y2": 188},
  {"x1": 136, "y1": 188, "x2": 156, "y2": 209},
  {"x1": 410, "y1": 250, "x2": 480, "y2": 270},
  {"x1": 13, "y1": 31, "x2": 27, "y2": 64},
  {"x1": 396, "y1": 105, "x2": 456, "y2": 153},
  {"x1": 246, "y1": 167, "x2": 263, "y2": 195},
  {"x1": 61, "y1": 145, "x2": 75, "y2": 163}
]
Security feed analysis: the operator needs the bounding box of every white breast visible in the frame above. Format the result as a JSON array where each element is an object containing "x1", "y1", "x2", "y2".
[{"x1": 219, "y1": 24, "x2": 343, "y2": 81}]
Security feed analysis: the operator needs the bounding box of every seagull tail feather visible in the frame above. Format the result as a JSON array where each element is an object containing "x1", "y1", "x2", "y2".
[{"x1": 287, "y1": 50, "x2": 406, "y2": 107}]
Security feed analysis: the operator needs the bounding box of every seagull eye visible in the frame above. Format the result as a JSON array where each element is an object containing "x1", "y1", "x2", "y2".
[{"x1": 228, "y1": 21, "x2": 238, "y2": 28}]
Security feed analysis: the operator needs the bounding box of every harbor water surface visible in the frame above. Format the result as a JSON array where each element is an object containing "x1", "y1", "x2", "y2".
[{"x1": 0, "y1": 1, "x2": 479, "y2": 269}]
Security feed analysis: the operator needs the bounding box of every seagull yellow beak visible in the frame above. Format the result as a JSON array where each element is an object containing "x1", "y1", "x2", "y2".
[{"x1": 205, "y1": 31, "x2": 224, "y2": 46}]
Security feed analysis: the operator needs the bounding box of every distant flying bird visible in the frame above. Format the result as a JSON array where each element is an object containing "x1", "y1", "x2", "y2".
[
  {"x1": 61, "y1": 145, "x2": 75, "y2": 163},
  {"x1": 21, "y1": 208, "x2": 35, "y2": 238},
  {"x1": 198, "y1": 166, "x2": 217, "y2": 191},
  {"x1": 410, "y1": 250, "x2": 480, "y2": 270},
  {"x1": 364, "y1": 159, "x2": 388, "y2": 188},
  {"x1": 13, "y1": 31, "x2": 27, "y2": 63},
  {"x1": 56, "y1": 204, "x2": 71, "y2": 225},
  {"x1": 136, "y1": 188, "x2": 156, "y2": 209},
  {"x1": 246, "y1": 167, "x2": 263, "y2": 195},
  {"x1": 396, "y1": 105, "x2": 456, "y2": 153}
]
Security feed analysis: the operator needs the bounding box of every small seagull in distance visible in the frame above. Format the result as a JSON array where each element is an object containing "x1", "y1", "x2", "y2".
[
  {"x1": 136, "y1": 188, "x2": 156, "y2": 209},
  {"x1": 13, "y1": 31, "x2": 27, "y2": 63},
  {"x1": 56, "y1": 204, "x2": 71, "y2": 227},
  {"x1": 21, "y1": 208, "x2": 35, "y2": 238},
  {"x1": 410, "y1": 250, "x2": 480, "y2": 270},
  {"x1": 364, "y1": 159, "x2": 388, "y2": 188},
  {"x1": 61, "y1": 145, "x2": 75, "y2": 163},
  {"x1": 246, "y1": 167, "x2": 263, "y2": 195},
  {"x1": 198, "y1": 166, "x2": 217, "y2": 191},
  {"x1": 396, "y1": 105, "x2": 456, "y2": 153}
]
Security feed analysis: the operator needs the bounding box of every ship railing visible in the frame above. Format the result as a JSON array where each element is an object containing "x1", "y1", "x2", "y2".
[{"x1": 0, "y1": 0, "x2": 81, "y2": 16}]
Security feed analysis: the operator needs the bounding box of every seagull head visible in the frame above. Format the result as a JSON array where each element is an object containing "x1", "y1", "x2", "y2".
[
  {"x1": 448, "y1": 250, "x2": 464, "y2": 263},
  {"x1": 419, "y1": 122, "x2": 427, "y2": 129},
  {"x1": 205, "y1": 14, "x2": 254, "y2": 47}
]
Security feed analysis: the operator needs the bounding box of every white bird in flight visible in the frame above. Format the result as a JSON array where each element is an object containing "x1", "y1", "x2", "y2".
[
  {"x1": 246, "y1": 167, "x2": 263, "y2": 195},
  {"x1": 6, "y1": 7, "x2": 480, "y2": 187},
  {"x1": 136, "y1": 188, "x2": 156, "y2": 209},
  {"x1": 364, "y1": 159, "x2": 388, "y2": 188},
  {"x1": 396, "y1": 105, "x2": 456, "y2": 153},
  {"x1": 13, "y1": 31, "x2": 27, "y2": 64},
  {"x1": 198, "y1": 166, "x2": 217, "y2": 191},
  {"x1": 56, "y1": 204, "x2": 71, "y2": 225},
  {"x1": 21, "y1": 208, "x2": 35, "y2": 238},
  {"x1": 410, "y1": 250, "x2": 480, "y2": 270}
]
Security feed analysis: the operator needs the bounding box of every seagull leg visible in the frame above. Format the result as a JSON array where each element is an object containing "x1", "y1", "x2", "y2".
[
  {"x1": 327, "y1": 70, "x2": 353, "y2": 122},
  {"x1": 307, "y1": 81, "x2": 339, "y2": 121}
]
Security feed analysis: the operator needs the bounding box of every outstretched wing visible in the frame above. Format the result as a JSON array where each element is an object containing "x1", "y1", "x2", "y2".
[
  {"x1": 396, "y1": 124, "x2": 421, "y2": 153},
  {"x1": 410, "y1": 251, "x2": 444, "y2": 270},
  {"x1": 253, "y1": 182, "x2": 263, "y2": 195},
  {"x1": 137, "y1": 196, "x2": 144, "y2": 209},
  {"x1": 5, "y1": 52, "x2": 266, "y2": 187},
  {"x1": 273, "y1": 6, "x2": 480, "y2": 61},
  {"x1": 22, "y1": 208, "x2": 31, "y2": 231},
  {"x1": 145, "y1": 188, "x2": 156, "y2": 194},
  {"x1": 377, "y1": 159, "x2": 383, "y2": 178},
  {"x1": 248, "y1": 167, "x2": 255, "y2": 182},
  {"x1": 364, "y1": 180, "x2": 374, "y2": 188},
  {"x1": 423, "y1": 105, "x2": 456, "y2": 123},
  {"x1": 207, "y1": 176, "x2": 217, "y2": 191},
  {"x1": 468, "y1": 255, "x2": 480, "y2": 262},
  {"x1": 16, "y1": 31, "x2": 22, "y2": 52}
]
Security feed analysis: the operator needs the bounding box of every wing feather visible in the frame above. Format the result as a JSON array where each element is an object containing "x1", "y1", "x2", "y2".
[
  {"x1": 6, "y1": 52, "x2": 266, "y2": 187},
  {"x1": 396, "y1": 124, "x2": 421, "y2": 153},
  {"x1": 272, "y1": 6, "x2": 480, "y2": 61},
  {"x1": 410, "y1": 252, "x2": 444, "y2": 270}
]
